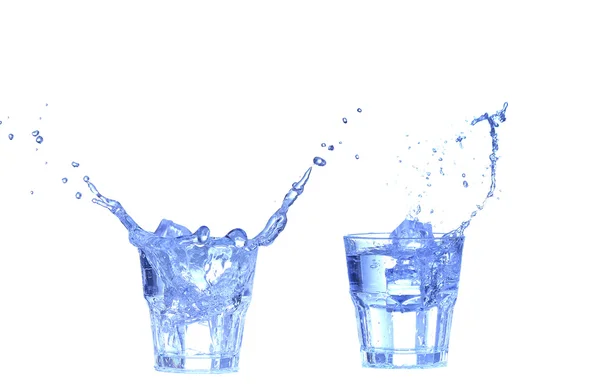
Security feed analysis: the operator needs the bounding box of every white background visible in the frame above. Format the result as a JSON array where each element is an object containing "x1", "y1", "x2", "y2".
[{"x1": 0, "y1": 1, "x2": 598, "y2": 382}]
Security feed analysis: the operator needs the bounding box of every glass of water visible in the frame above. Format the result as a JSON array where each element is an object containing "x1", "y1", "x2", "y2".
[{"x1": 343, "y1": 232, "x2": 465, "y2": 369}]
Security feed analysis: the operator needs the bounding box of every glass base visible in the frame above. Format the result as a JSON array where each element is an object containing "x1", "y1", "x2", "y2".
[
  {"x1": 155, "y1": 354, "x2": 240, "y2": 374},
  {"x1": 361, "y1": 349, "x2": 448, "y2": 369}
]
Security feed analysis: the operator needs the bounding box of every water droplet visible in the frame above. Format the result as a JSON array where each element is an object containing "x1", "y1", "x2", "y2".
[
  {"x1": 36, "y1": 136, "x2": 43, "y2": 144},
  {"x1": 432, "y1": 148, "x2": 437, "y2": 153},
  {"x1": 30, "y1": 191, "x2": 34, "y2": 195},
  {"x1": 0, "y1": 121, "x2": 2, "y2": 125},
  {"x1": 430, "y1": 209, "x2": 434, "y2": 214},
  {"x1": 342, "y1": 117, "x2": 347, "y2": 124},
  {"x1": 338, "y1": 141, "x2": 342, "y2": 144},
  {"x1": 226, "y1": 228, "x2": 248, "y2": 248},
  {"x1": 355, "y1": 154, "x2": 359, "y2": 159},
  {"x1": 313, "y1": 157, "x2": 326, "y2": 166},
  {"x1": 357, "y1": 108, "x2": 362, "y2": 113},
  {"x1": 46, "y1": 103, "x2": 48, "y2": 106},
  {"x1": 321, "y1": 143, "x2": 326, "y2": 147},
  {"x1": 427, "y1": 183, "x2": 432, "y2": 187},
  {"x1": 328, "y1": 145, "x2": 334, "y2": 151},
  {"x1": 426, "y1": 172, "x2": 431, "y2": 176},
  {"x1": 32, "y1": 130, "x2": 39, "y2": 136},
  {"x1": 462, "y1": 173, "x2": 466, "y2": 178},
  {"x1": 438, "y1": 157, "x2": 443, "y2": 161},
  {"x1": 195, "y1": 225, "x2": 210, "y2": 243},
  {"x1": 439, "y1": 167, "x2": 445, "y2": 175},
  {"x1": 417, "y1": 141, "x2": 421, "y2": 145},
  {"x1": 75, "y1": 192, "x2": 82, "y2": 199},
  {"x1": 8, "y1": 133, "x2": 14, "y2": 140},
  {"x1": 463, "y1": 181, "x2": 469, "y2": 188},
  {"x1": 72, "y1": 161, "x2": 80, "y2": 167},
  {"x1": 408, "y1": 146, "x2": 411, "y2": 150},
  {"x1": 39, "y1": 117, "x2": 42, "y2": 120},
  {"x1": 83, "y1": 176, "x2": 90, "y2": 182},
  {"x1": 62, "y1": 178, "x2": 68, "y2": 183},
  {"x1": 398, "y1": 159, "x2": 402, "y2": 163}
]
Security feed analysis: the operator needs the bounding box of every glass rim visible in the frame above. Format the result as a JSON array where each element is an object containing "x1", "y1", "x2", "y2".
[{"x1": 343, "y1": 232, "x2": 465, "y2": 240}]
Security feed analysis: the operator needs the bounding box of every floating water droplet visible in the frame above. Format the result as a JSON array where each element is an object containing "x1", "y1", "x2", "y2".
[
  {"x1": 36, "y1": 136, "x2": 43, "y2": 144},
  {"x1": 313, "y1": 157, "x2": 326, "y2": 166},
  {"x1": 338, "y1": 141, "x2": 342, "y2": 144},
  {"x1": 195, "y1": 225, "x2": 210, "y2": 243},
  {"x1": 62, "y1": 178, "x2": 68, "y2": 183},
  {"x1": 463, "y1": 181, "x2": 469, "y2": 188},
  {"x1": 438, "y1": 157, "x2": 443, "y2": 161},
  {"x1": 357, "y1": 108, "x2": 362, "y2": 113},
  {"x1": 72, "y1": 161, "x2": 80, "y2": 167},
  {"x1": 462, "y1": 173, "x2": 466, "y2": 178},
  {"x1": 328, "y1": 145, "x2": 334, "y2": 151},
  {"x1": 83, "y1": 176, "x2": 90, "y2": 182},
  {"x1": 342, "y1": 117, "x2": 347, "y2": 124},
  {"x1": 321, "y1": 143, "x2": 326, "y2": 147},
  {"x1": 32, "y1": 130, "x2": 39, "y2": 136},
  {"x1": 8, "y1": 133, "x2": 14, "y2": 140},
  {"x1": 75, "y1": 192, "x2": 82, "y2": 199},
  {"x1": 355, "y1": 154, "x2": 359, "y2": 159},
  {"x1": 432, "y1": 148, "x2": 437, "y2": 153},
  {"x1": 30, "y1": 191, "x2": 34, "y2": 195}
]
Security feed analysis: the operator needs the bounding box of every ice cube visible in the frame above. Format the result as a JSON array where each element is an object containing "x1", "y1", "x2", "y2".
[
  {"x1": 154, "y1": 219, "x2": 192, "y2": 238},
  {"x1": 390, "y1": 218, "x2": 433, "y2": 250}
]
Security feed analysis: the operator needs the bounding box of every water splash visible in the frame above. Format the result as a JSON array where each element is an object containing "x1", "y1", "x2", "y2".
[
  {"x1": 85, "y1": 166, "x2": 314, "y2": 252},
  {"x1": 448, "y1": 102, "x2": 508, "y2": 236}
]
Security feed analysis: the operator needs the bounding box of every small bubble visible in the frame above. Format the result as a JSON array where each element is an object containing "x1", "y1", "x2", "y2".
[
  {"x1": 32, "y1": 130, "x2": 39, "y2": 136},
  {"x1": 357, "y1": 108, "x2": 362, "y2": 113},
  {"x1": 8, "y1": 133, "x2": 14, "y2": 140},
  {"x1": 75, "y1": 192, "x2": 82, "y2": 199},
  {"x1": 30, "y1": 191, "x2": 34, "y2": 195},
  {"x1": 462, "y1": 173, "x2": 466, "y2": 177},
  {"x1": 463, "y1": 180, "x2": 469, "y2": 188},
  {"x1": 328, "y1": 145, "x2": 334, "y2": 151},
  {"x1": 355, "y1": 154, "x2": 359, "y2": 159},
  {"x1": 438, "y1": 157, "x2": 443, "y2": 161},
  {"x1": 338, "y1": 141, "x2": 342, "y2": 144},
  {"x1": 83, "y1": 176, "x2": 90, "y2": 182},
  {"x1": 36, "y1": 136, "x2": 43, "y2": 144},
  {"x1": 342, "y1": 117, "x2": 348, "y2": 124},
  {"x1": 62, "y1": 178, "x2": 68, "y2": 183},
  {"x1": 313, "y1": 157, "x2": 326, "y2": 166},
  {"x1": 72, "y1": 161, "x2": 80, "y2": 167},
  {"x1": 321, "y1": 143, "x2": 326, "y2": 147}
]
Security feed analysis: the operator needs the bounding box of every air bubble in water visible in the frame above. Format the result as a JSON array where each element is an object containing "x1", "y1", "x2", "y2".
[
  {"x1": 83, "y1": 176, "x2": 90, "y2": 182},
  {"x1": 321, "y1": 143, "x2": 326, "y2": 147},
  {"x1": 62, "y1": 178, "x2": 68, "y2": 183},
  {"x1": 8, "y1": 133, "x2": 14, "y2": 140},
  {"x1": 72, "y1": 162, "x2": 80, "y2": 167},
  {"x1": 76, "y1": 192, "x2": 82, "y2": 199},
  {"x1": 32, "y1": 130, "x2": 39, "y2": 136},
  {"x1": 463, "y1": 181, "x2": 469, "y2": 188},
  {"x1": 313, "y1": 157, "x2": 326, "y2": 166},
  {"x1": 328, "y1": 145, "x2": 334, "y2": 151},
  {"x1": 36, "y1": 136, "x2": 43, "y2": 144},
  {"x1": 357, "y1": 108, "x2": 362, "y2": 113},
  {"x1": 355, "y1": 154, "x2": 359, "y2": 159},
  {"x1": 342, "y1": 117, "x2": 347, "y2": 124}
]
